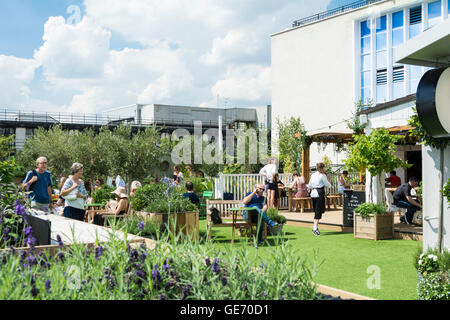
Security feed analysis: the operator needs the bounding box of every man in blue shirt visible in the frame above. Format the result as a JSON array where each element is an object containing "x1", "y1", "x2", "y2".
[
  {"x1": 22, "y1": 156, "x2": 53, "y2": 212},
  {"x1": 243, "y1": 184, "x2": 277, "y2": 246},
  {"x1": 183, "y1": 181, "x2": 200, "y2": 205}
]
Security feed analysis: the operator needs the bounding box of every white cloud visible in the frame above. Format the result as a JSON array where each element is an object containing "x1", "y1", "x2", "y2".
[
  {"x1": 211, "y1": 64, "x2": 271, "y2": 102},
  {"x1": 0, "y1": 55, "x2": 38, "y2": 106},
  {"x1": 34, "y1": 16, "x2": 111, "y2": 83},
  {"x1": 66, "y1": 87, "x2": 112, "y2": 114},
  {"x1": 201, "y1": 30, "x2": 259, "y2": 66}
]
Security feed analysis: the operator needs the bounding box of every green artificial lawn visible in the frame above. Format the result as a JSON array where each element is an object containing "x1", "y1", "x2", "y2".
[{"x1": 199, "y1": 221, "x2": 421, "y2": 300}]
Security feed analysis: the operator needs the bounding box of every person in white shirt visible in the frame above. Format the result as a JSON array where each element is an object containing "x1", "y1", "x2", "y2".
[
  {"x1": 259, "y1": 158, "x2": 278, "y2": 207},
  {"x1": 307, "y1": 162, "x2": 332, "y2": 236}
]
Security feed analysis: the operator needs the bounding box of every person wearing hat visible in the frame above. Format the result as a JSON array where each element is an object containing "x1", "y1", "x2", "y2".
[{"x1": 94, "y1": 186, "x2": 129, "y2": 226}]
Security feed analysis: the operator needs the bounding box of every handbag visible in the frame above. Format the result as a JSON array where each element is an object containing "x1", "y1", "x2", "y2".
[{"x1": 64, "y1": 189, "x2": 78, "y2": 201}]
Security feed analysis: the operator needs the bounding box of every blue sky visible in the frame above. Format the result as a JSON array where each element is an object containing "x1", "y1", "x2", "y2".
[{"x1": 0, "y1": 0, "x2": 356, "y2": 113}]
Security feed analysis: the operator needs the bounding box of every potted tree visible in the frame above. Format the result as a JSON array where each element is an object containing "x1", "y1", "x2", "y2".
[
  {"x1": 345, "y1": 128, "x2": 409, "y2": 240},
  {"x1": 130, "y1": 178, "x2": 199, "y2": 240},
  {"x1": 353, "y1": 203, "x2": 393, "y2": 240}
]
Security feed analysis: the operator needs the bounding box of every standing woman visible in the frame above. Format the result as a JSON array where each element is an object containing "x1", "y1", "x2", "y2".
[
  {"x1": 307, "y1": 163, "x2": 331, "y2": 236},
  {"x1": 60, "y1": 163, "x2": 88, "y2": 221}
]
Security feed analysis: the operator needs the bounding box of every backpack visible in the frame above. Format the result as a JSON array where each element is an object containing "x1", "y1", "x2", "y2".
[{"x1": 209, "y1": 207, "x2": 222, "y2": 224}]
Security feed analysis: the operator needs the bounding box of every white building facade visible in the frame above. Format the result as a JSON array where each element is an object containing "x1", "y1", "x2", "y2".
[{"x1": 271, "y1": 0, "x2": 449, "y2": 168}]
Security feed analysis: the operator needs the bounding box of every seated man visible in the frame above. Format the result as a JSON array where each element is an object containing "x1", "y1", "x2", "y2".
[
  {"x1": 183, "y1": 181, "x2": 200, "y2": 205},
  {"x1": 386, "y1": 170, "x2": 401, "y2": 188},
  {"x1": 393, "y1": 176, "x2": 422, "y2": 224},
  {"x1": 242, "y1": 184, "x2": 277, "y2": 247}
]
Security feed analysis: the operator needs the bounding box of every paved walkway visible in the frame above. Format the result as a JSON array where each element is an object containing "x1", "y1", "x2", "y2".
[{"x1": 279, "y1": 207, "x2": 422, "y2": 240}]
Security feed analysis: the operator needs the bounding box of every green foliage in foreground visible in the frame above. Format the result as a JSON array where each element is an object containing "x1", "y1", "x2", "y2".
[{"x1": 0, "y1": 231, "x2": 319, "y2": 300}]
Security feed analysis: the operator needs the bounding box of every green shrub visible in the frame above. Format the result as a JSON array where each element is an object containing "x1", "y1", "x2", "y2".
[
  {"x1": 131, "y1": 178, "x2": 197, "y2": 213},
  {"x1": 266, "y1": 207, "x2": 287, "y2": 225},
  {"x1": 354, "y1": 202, "x2": 386, "y2": 218},
  {"x1": 91, "y1": 185, "x2": 115, "y2": 204},
  {"x1": 414, "y1": 248, "x2": 450, "y2": 274}
]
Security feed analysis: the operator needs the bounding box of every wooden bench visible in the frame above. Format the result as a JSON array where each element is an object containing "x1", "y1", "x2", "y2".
[
  {"x1": 206, "y1": 199, "x2": 267, "y2": 243},
  {"x1": 326, "y1": 194, "x2": 343, "y2": 210},
  {"x1": 291, "y1": 197, "x2": 312, "y2": 213}
]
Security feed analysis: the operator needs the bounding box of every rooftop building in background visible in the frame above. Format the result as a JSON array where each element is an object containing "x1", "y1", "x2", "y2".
[
  {"x1": 0, "y1": 104, "x2": 271, "y2": 152},
  {"x1": 271, "y1": 0, "x2": 449, "y2": 176}
]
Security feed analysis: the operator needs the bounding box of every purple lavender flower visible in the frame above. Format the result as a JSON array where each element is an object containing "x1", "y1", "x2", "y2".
[
  {"x1": 31, "y1": 286, "x2": 39, "y2": 298},
  {"x1": 152, "y1": 265, "x2": 161, "y2": 283},
  {"x1": 158, "y1": 293, "x2": 166, "y2": 300},
  {"x1": 45, "y1": 280, "x2": 51, "y2": 294},
  {"x1": 287, "y1": 283, "x2": 293, "y2": 289},
  {"x1": 140, "y1": 251, "x2": 147, "y2": 262},
  {"x1": 182, "y1": 283, "x2": 192, "y2": 300},
  {"x1": 14, "y1": 200, "x2": 26, "y2": 217},
  {"x1": 129, "y1": 248, "x2": 139, "y2": 262},
  {"x1": 262, "y1": 291, "x2": 267, "y2": 298},
  {"x1": 205, "y1": 257, "x2": 211, "y2": 267},
  {"x1": 242, "y1": 283, "x2": 248, "y2": 291},
  {"x1": 2, "y1": 227, "x2": 10, "y2": 243},
  {"x1": 138, "y1": 220, "x2": 145, "y2": 232},
  {"x1": 221, "y1": 277, "x2": 228, "y2": 286},
  {"x1": 95, "y1": 246, "x2": 103, "y2": 260},
  {"x1": 56, "y1": 235, "x2": 64, "y2": 247},
  {"x1": 212, "y1": 258, "x2": 220, "y2": 274},
  {"x1": 163, "y1": 260, "x2": 170, "y2": 273},
  {"x1": 260, "y1": 262, "x2": 264, "y2": 269},
  {"x1": 57, "y1": 251, "x2": 65, "y2": 262}
]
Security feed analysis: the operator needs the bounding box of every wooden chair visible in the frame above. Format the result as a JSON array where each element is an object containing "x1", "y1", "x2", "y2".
[
  {"x1": 206, "y1": 199, "x2": 267, "y2": 244},
  {"x1": 87, "y1": 201, "x2": 132, "y2": 226}
]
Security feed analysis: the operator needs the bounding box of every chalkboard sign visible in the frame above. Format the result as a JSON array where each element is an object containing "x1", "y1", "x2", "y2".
[{"x1": 343, "y1": 190, "x2": 366, "y2": 227}]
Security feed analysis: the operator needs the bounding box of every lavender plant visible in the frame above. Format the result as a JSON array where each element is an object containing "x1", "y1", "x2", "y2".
[{"x1": 0, "y1": 229, "x2": 319, "y2": 300}]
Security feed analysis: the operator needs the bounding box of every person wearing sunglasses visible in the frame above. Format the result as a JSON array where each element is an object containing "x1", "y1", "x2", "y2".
[
  {"x1": 22, "y1": 156, "x2": 54, "y2": 212},
  {"x1": 242, "y1": 184, "x2": 278, "y2": 247}
]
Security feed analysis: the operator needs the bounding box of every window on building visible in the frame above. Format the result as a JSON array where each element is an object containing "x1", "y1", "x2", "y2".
[
  {"x1": 392, "y1": 66, "x2": 405, "y2": 100},
  {"x1": 376, "y1": 68, "x2": 387, "y2": 103},
  {"x1": 409, "y1": 6, "x2": 422, "y2": 39},
  {"x1": 376, "y1": 16, "x2": 387, "y2": 103},
  {"x1": 410, "y1": 65, "x2": 423, "y2": 94},
  {"x1": 392, "y1": 10, "x2": 404, "y2": 47},
  {"x1": 360, "y1": 20, "x2": 371, "y2": 102},
  {"x1": 428, "y1": 0, "x2": 441, "y2": 28}
]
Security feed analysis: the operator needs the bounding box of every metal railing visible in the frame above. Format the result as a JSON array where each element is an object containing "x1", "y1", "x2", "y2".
[
  {"x1": 292, "y1": 0, "x2": 384, "y2": 27},
  {"x1": 0, "y1": 109, "x2": 266, "y2": 129},
  {"x1": 214, "y1": 172, "x2": 360, "y2": 209}
]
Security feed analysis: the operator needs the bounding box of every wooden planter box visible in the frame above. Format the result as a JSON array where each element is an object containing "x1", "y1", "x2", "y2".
[
  {"x1": 353, "y1": 211, "x2": 394, "y2": 240},
  {"x1": 136, "y1": 211, "x2": 199, "y2": 241},
  {"x1": 351, "y1": 185, "x2": 365, "y2": 191}
]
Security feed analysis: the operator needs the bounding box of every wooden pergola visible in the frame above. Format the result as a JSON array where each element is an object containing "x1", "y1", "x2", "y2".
[
  {"x1": 295, "y1": 129, "x2": 354, "y2": 183},
  {"x1": 295, "y1": 125, "x2": 417, "y2": 183}
]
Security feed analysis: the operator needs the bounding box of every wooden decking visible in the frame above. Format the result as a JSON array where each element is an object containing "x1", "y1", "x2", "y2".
[{"x1": 280, "y1": 208, "x2": 423, "y2": 241}]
